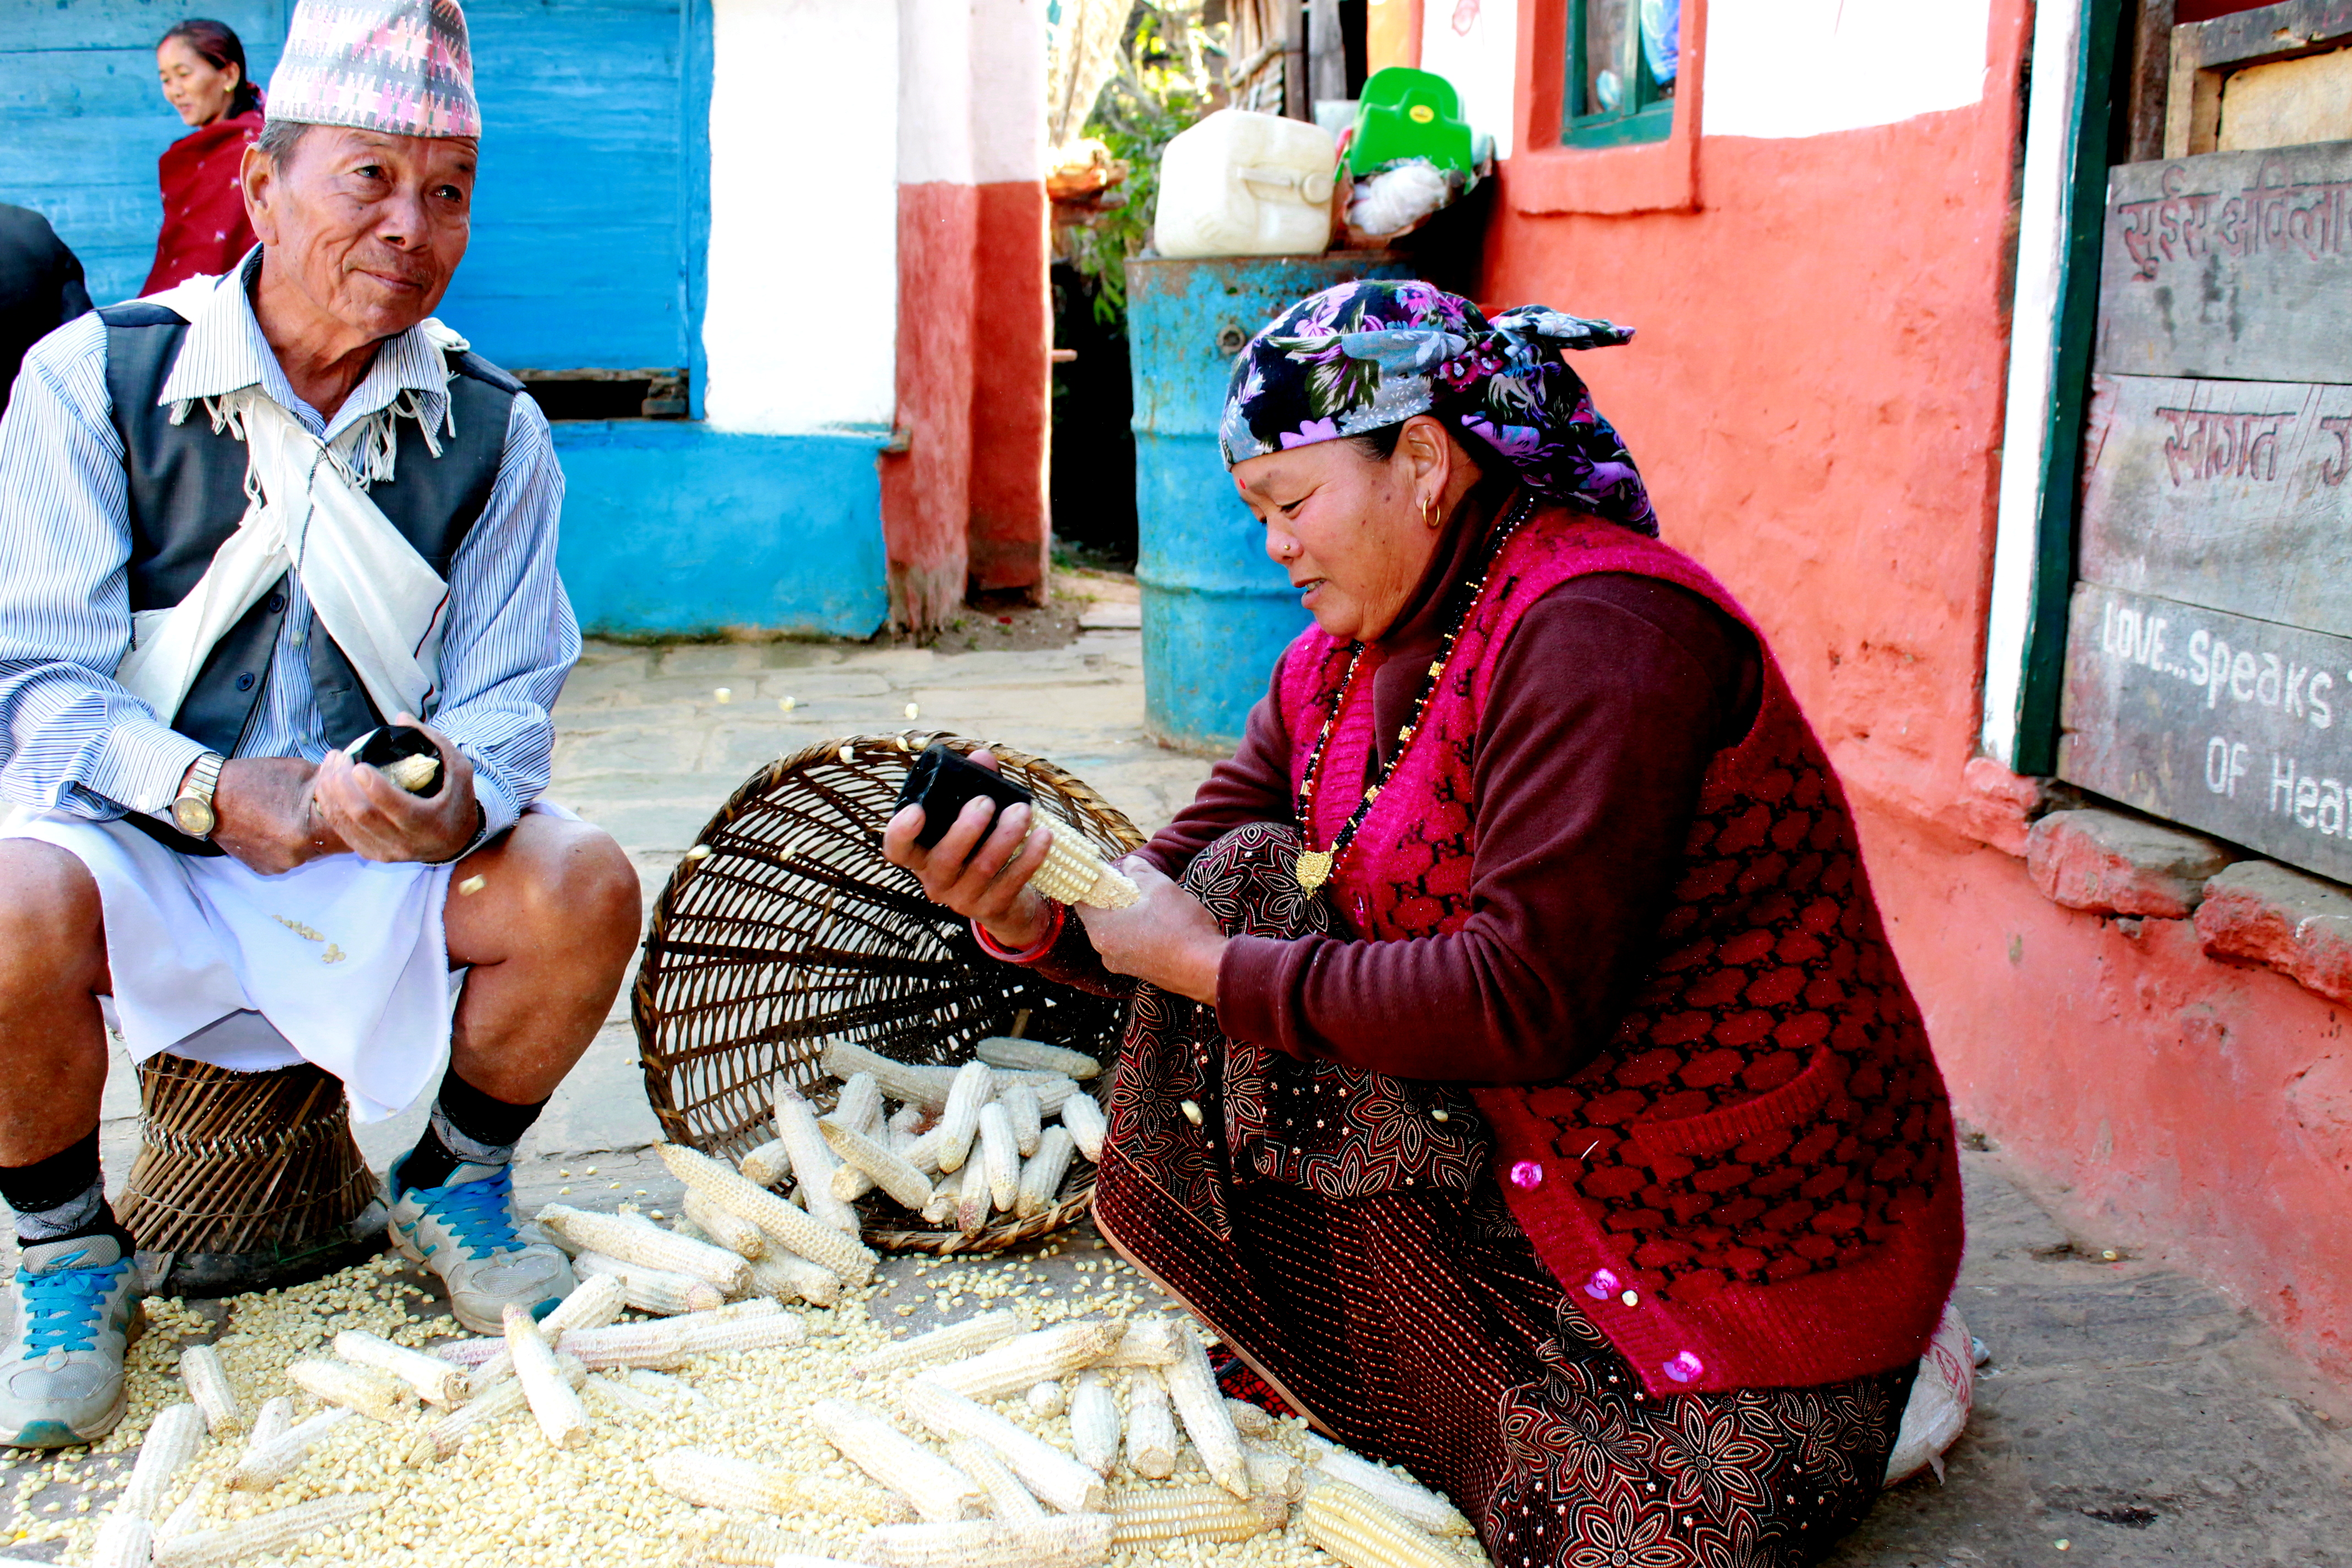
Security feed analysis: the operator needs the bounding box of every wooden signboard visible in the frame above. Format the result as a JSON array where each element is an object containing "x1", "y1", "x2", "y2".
[
  {"x1": 2065, "y1": 140, "x2": 2352, "y2": 884},
  {"x1": 2095, "y1": 141, "x2": 2352, "y2": 385},
  {"x1": 2079, "y1": 373, "x2": 2352, "y2": 637},
  {"x1": 2060, "y1": 582, "x2": 2352, "y2": 883}
]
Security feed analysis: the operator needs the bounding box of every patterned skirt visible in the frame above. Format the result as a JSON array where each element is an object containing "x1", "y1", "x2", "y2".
[{"x1": 1091, "y1": 824, "x2": 1915, "y2": 1568}]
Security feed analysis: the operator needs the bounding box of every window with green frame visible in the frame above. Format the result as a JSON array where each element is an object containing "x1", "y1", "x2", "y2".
[{"x1": 1565, "y1": 0, "x2": 1679, "y2": 149}]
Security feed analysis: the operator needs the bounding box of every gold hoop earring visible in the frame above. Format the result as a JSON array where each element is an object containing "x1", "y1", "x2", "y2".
[{"x1": 1422, "y1": 494, "x2": 1440, "y2": 529}]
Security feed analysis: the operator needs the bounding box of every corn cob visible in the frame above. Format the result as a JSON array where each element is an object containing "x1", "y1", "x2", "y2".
[
  {"x1": 1095, "y1": 1316, "x2": 1181, "y2": 1368},
  {"x1": 177, "y1": 1344, "x2": 241, "y2": 1437},
  {"x1": 826, "y1": 1070, "x2": 884, "y2": 1137},
  {"x1": 775, "y1": 1090, "x2": 864, "y2": 1233},
  {"x1": 919, "y1": 1173, "x2": 961, "y2": 1227},
  {"x1": 739, "y1": 1135, "x2": 794, "y2": 1188},
  {"x1": 152, "y1": 1490, "x2": 380, "y2": 1568},
  {"x1": 116, "y1": 1401, "x2": 206, "y2": 1520},
  {"x1": 950, "y1": 1152, "x2": 991, "y2": 1233},
  {"x1": 244, "y1": 1396, "x2": 291, "y2": 1452},
  {"x1": 1164, "y1": 1319, "x2": 1249, "y2": 1498},
  {"x1": 504, "y1": 1302, "x2": 592, "y2": 1449},
  {"x1": 681, "y1": 1516, "x2": 832, "y2": 1567},
  {"x1": 854, "y1": 1515, "x2": 1114, "y2": 1568},
  {"x1": 333, "y1": 1329, "x2": 467, "y2": 1405},
  {"x1": 818, "y1": 1041, "x2": 1080, "y2": 1114},
  {"x1": 1306, "y1": 1444, "x2": 1476, "y2": 1536},
  {"x1": 809, "y1": 1397, "x2": 984, "y2": 1522},
  {"x1": 1243, "y1": 1438, "x2": 1306, "y2": 1501},
  {"x1": 536, "y1": 1202, "x2": 753, "y2": 1294},
  {"x1": 821, "y1": 1041, "x2": 957, "y2": 1113},
  {"x1": 1000, "y1": 1081, "x2": 1043, "y2": 1159},
  {"x1": 155, "y1": 1477, "x2": 215, "y2": 1544},
  {"x1": 974, "y1": 1038, "x2": 1102, "y2": 1080},
  {"x1": 231, "y1": 1406, "x2": 351, "y2": 1490},
  {"x1": 287, "y1": 1358, "x2": 412, "y2": 1424},
  {"x1": 571, "y1": 1250, "x2": 726, "y2": 1316},
  {"x1": 977, "y1": 1102, "x2": 1019, "y2": 1213},
  {"x1": 552, "y1": 1319, "x2": 688, "y2": 1370},
  {"x1": 1127, "y1": 1369, "x2": 1178, "y2": 1478},
  {"x1": 412, "y1": 1354, "x2": 586, "y2": 1462},
  {"x1": 90, "y1": 1512, "x2": 153, "y2": 1568},
  {"x1": 1303, "y1": 1481, "x2": 1466, "y2": 1568},
  {"x1": 1024, "y1": 815, "x2": 1139, "y2": 910},
  {"x1": 658, "y1": 1142, "x2": 879, "y2": 1287},
  {"x1": 431, "y1": 1335, "x2": 503, "y2": 1369},
  {"x1": 748, "y1": 1248, "x2": 842, "y2": 1306},
  {"x1": 650, "y1": 1447, "x2": 911, "y2": 1522},
  {"x1": 900, "y1": 1379, "x2": 1109, "y2": 1515},
  {"x1": 946, "y1": 1437, "x2": 1044, "y2": 1523},
  {"x1": 1025, "y1": 1380, "x2": 1066, "y2": 1419},
  {"x1": 822, "y1": 1115, "x2": 937, "y2": 1210},
  {"x1": 1067, "y1": 1373, "x2": 1120, "y2": 1476},
  {"x1": 1109, "y1": 1484, "x2": 1290, "y2": 1545},
  {"x1": 682, "y1": 1191, "x2": 769, "y2": 1259},
  {"x1": 931, "y1": 1319, "x2": 1126, "y2": 1403},
  {"x1": 674, "y1": 1306, "x2": 805, "y2": 1357},
  {"x1": 852, "y1": 1307, "x2": 1032, "y2": 1377},
  {"x1": 1058, "y1": 1091, "x2": 1108, "y2": 1162},
  {"x1": 1015, "y1": 1127, "x2": 1075, "y2": 1218},
  {"x1": 888, "y1": 1102, "x2": 929, "y2": 1141},
  {"x1": 933, "y1": 1060, "x2": 995, "y2": 1174},
  {"x1": 581, "y1": 1371, "x2": 668, "y2": 1417},
  {"x1": 1227, "y1": 1396, "x2": 1278, "y2": 1438}
]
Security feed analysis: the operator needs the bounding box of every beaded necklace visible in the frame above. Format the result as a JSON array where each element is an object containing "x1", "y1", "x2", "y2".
[{"x1": 1291, "y1": 491, "x2": 1537, "y2": 892}]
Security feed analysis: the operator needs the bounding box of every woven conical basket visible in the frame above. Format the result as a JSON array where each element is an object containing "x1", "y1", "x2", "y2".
[{"x1": 633, "y1": 732, "x2": 1142, "y2": 1253}]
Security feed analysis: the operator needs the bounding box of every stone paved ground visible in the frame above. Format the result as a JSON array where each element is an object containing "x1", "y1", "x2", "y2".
[{"x1": 53, "y1": 599, "x2": 2352, "y2": 1565}]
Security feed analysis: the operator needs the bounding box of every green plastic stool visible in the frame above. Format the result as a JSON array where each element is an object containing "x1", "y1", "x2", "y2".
[{"x1": 1347, "y1": 67, "x2": 1476, "y2": 177}]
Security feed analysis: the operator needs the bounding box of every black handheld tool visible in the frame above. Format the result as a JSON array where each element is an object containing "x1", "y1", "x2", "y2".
[{"x1": 895, "y1": 743, "x2": 1031, "y2": 849}]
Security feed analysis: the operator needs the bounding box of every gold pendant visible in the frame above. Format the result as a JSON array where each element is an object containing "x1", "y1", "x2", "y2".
[{"x1": 1294, "y1": 848, "x2": 1334, "y2": 891}]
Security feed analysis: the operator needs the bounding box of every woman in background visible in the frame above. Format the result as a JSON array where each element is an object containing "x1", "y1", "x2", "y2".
[{"x1": 143, "y1": 20, "x2": 264, "y2": 295}]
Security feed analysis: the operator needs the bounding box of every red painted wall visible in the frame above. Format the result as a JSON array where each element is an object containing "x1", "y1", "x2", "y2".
[
  {"x1": 1482, "y1": 0, "x2": 2352, "y2": 1388},
  {"x1": 884, "y1": 179, "x2": 1052, "y2": 627}
]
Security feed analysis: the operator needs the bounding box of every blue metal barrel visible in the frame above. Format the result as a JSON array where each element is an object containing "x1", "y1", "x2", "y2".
[{"x1": 1128, "y1": 254, "x2": 1415, "y2": 754}]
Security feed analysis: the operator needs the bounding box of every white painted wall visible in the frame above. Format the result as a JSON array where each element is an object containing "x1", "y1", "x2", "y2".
[
  {"x1": 703, "y1": 0, "x2": 899, "y2": 433},
  {"x1": 900, "y1": 0, "x2": 1047, "y2": 186},
  {"x1": 1703, "y1": 0, "x2": 1994, "y2": 139},
  {"x1": 1419, "y1": 0, "x2": 1520, "y2": 159}
]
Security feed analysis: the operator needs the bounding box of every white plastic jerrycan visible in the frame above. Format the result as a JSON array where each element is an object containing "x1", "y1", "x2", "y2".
[{"x1": 1154, "y1": 110, "x2": 1338, "y2": 259}]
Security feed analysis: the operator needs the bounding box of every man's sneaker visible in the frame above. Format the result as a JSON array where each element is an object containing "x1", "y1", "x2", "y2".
[
  {"x1": 0, "y1": 1234, "x2": 143, "y2": 1449},
  {"x1": 387, "y1": 1156, "x2": 573, "y2": 1335}
]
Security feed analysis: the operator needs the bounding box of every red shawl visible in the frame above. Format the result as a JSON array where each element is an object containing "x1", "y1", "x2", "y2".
[{"x1": 144, "y1": 108, "x2": 265, "y2": 296}]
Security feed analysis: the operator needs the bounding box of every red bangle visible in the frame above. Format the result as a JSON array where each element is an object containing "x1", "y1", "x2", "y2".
[{"x1": 972, "y1": 901, "x2": 1065, "y2": 965}]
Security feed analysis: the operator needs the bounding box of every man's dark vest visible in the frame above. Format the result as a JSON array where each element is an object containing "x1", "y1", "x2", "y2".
[{"x1": 97, "y1": 300, "x2": 522, "y2": 762}]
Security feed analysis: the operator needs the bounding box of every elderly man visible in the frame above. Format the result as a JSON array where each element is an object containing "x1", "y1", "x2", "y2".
[{"x1": 0, "y1": 0, "x2": 639, "y2": 1446}]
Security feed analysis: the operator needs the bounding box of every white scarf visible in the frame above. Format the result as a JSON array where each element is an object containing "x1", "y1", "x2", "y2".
[{"x1": 114, "y1": 322, "x2": 462, "y2": 736}]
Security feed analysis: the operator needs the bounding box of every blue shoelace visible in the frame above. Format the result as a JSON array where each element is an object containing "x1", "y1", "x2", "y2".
[
  {"x1": 417, "y1": 1166, "x2": 524, "y2": 1257},
  {"x1": 17, "y1": 1257, "x2": 130, "y2": 1356}
]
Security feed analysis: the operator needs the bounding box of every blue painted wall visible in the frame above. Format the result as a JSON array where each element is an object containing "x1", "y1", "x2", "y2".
[{"x1": 554, "y1": 423, "x2": 889, "y2": 638}]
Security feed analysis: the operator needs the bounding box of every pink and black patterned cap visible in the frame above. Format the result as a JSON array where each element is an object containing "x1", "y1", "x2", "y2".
[{"x1": 265, "y1": 0, "x2": 480, "y2": 139}]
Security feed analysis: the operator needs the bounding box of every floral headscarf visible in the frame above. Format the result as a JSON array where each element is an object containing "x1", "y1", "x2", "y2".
[{"x1": 1218, "y1": 279, "x2": 1658, "y2": 536}]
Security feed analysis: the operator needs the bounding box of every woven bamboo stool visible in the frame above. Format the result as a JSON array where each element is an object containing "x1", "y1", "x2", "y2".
[
  {"x1": 635, "y1": 732, "x2": 1142, "y2": 1254},
  {"x1": 114, "y1": 1055, "x2": 386, "y2": 1296}
]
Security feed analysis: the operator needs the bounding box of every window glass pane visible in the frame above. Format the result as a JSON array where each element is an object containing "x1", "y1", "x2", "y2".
[
  {"x1": 1584, "y1": 0, "x2": 1630, "y2": 116},
  {"x1": 1641, "y1": 0, "x2": 1680, "y2": 93}
]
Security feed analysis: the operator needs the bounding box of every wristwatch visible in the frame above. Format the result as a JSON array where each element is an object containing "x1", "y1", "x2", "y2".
[{"x1": 171, "y1": 752, "x2": 227, "y2": 839}]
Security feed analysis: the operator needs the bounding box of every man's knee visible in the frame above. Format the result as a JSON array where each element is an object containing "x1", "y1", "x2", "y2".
[
  {"x1": 494, "y1": 818, "x2": 640, "y2": 956},
  {"x1": 0, "y1": 840, "x2": 105, "y2": 990}
]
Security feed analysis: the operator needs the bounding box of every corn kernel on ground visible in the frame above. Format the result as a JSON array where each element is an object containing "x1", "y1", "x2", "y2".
[{"x1": 0, "y1": 1244, "x2": 1486, "y2": 1568}]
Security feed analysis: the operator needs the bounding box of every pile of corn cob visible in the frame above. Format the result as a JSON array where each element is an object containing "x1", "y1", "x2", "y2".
[
  {"x1": 720, "y1": 1038, "x2": 1118, "y2": 1241},
  {"x1": 18, "y1": 1097, "x2": 1488, "y2": 1568}
]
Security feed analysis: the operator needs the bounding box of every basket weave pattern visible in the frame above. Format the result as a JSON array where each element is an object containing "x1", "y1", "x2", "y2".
[
  {"x1": 115, "y1": 1055, "x2": 379, "y2": 1256},
  {"x1": 633, "y1": 733, "x2": 1142, "y2": 1253}
]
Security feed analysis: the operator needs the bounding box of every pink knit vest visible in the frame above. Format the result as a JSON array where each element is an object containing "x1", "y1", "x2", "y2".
[{"x1": 1275, "y1": 507, "x2": 1963, "y2": 1397}]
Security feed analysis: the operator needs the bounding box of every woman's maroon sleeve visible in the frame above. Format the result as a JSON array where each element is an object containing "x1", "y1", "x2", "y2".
[{"x1": 1212, "y1": 576, "x2": 1757, "y2": 1084}]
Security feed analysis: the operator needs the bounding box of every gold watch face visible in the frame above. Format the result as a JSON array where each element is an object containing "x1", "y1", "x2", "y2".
[{"x1": 172, "y1": 795, "x2": 217, "y2": 837}]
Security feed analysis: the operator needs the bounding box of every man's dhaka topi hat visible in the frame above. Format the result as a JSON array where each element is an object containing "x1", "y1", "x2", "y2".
[{"x1": 265, "y1": 0, "x2": 481, "y2": 139}]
